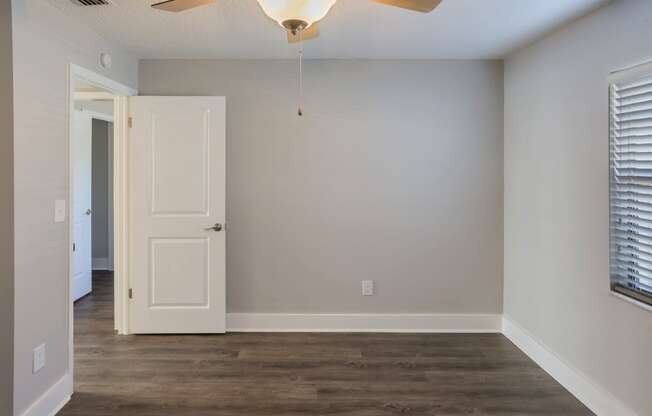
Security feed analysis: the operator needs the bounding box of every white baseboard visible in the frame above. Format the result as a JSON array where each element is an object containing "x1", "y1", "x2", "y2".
[
  {"x1": 227, "y1": 313, "x2": 502, "y2": 333},
  {"x1": 502, "y1": 317, "x2": 637, "y2": 416},
  {"x1": 19, "y1": 372, "x2": 72, "y2": 416},
  {"x1": 92, "y1": 257, "x2": 112, "y2": 270}
]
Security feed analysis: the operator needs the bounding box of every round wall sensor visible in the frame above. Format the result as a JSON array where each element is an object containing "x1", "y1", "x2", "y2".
[{"x1": 99, "y1": 53, "x2": 112, "y2": 70}]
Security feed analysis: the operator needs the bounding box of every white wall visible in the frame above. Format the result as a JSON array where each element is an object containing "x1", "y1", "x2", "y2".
[
  {"x1": 1, "y1": 1, "x2": 14, "y2": 414},
  {"x1": 140, "y1": 59, "x2": 504, "y2": 315},
  {"x1": 91, "y1": 119, "x2": 112, "y2": 267},
  {"x1": 11, "y1": 0, "x2": 138, "y2": 414},
  {"x1": 504, "y1": 0, "x2": 652, "y2": 414}
]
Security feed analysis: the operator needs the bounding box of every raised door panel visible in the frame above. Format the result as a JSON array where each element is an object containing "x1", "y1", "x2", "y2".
[
  {"x1": 149, "y1": 238, "x2": 210, "y2": 308},
  {"x1": 151, "y1": 111, "x2": 210, "y2": 217}
]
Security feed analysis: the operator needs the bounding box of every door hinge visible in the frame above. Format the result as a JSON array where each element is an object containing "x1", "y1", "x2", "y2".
[
  {"x1": 128, "y1": 117, "x2": 133, "y2": 128},
  {"x1": 128, "y1": 288, "x2": 133, "y2": 299}
]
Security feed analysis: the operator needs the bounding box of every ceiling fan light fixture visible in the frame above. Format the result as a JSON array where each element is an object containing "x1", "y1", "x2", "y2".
[{"x1": 256, "y1": 0, "x2": 337, "y2": 30}]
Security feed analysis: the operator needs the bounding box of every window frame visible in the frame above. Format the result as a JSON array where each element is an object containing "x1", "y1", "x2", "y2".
[{"x1": 608, "y1": 61, "x2": 652, "y2": 311}]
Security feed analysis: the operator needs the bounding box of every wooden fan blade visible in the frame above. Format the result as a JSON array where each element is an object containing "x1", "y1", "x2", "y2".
[
  {"x1": 151, "y1": 0, "x2": 216, "y2": 12},
  {"x1": 371, "y1": 0, "x2": 442, "y2": 13},
  {"x1": 287, "y1": 23, "x2": 320, "y2": 43}
]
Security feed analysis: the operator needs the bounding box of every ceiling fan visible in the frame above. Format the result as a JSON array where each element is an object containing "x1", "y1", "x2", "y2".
[{"x1": 150, "y1": 0, "x2": 443, "y2": 43}]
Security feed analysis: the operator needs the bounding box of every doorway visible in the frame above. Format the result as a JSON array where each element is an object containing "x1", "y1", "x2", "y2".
[
  {"x1": 66, "y1": 66, "x2": 226, "y2": 406},
  {"x1": 66, "y1": 64, "x2": 136, "y2": 397},
  {"x1": 72, "y1": 82, "x2": 114, "y2": 302}
]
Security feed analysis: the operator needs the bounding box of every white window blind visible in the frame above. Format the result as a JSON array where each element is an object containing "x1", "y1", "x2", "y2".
[{"x1": 610, "y1": 71, "x2": 652, "y2": 306}]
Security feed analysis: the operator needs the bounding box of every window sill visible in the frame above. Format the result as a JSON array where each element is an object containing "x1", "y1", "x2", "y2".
[{"x1": 610, "y1": 290, "x2": 652, "y2": 314}]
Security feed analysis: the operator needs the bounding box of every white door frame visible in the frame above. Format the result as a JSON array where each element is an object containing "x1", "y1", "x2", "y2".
[
  {"x1": 67, "y1": 64, "x2": 137, "y2": 381},
  {"x1": 80, "y1": 110, "x2": 114, "y2": 123}
]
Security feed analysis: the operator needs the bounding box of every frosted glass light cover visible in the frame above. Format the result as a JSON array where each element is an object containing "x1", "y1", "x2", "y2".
[{"x1": 257, "y1": 0, "x2": 337, "y2": 28}]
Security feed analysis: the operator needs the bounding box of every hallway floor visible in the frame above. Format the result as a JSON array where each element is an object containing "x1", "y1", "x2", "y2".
[{"x1": 59, "y1": 273, "x2": 592, "y2": 416}]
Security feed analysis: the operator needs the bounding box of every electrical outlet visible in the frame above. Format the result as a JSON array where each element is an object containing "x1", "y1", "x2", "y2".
[
  {"x1": 362, "y1": 280, "x2": 374, "y2": 296},
  {"x1": 33, "y1": 344, "x2": 46, "y2": 374}
]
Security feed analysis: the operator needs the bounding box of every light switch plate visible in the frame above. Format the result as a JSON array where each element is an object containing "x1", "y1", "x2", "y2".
[
  {"x1": 54, "y1": 200, "x2": 66, "y2": 223},
  {"x1": 33, "y1": 344, "x2": 46, "y2": 374},
  {"x1": 362, "y1": 280, "x2": 374, "y2": 296}
]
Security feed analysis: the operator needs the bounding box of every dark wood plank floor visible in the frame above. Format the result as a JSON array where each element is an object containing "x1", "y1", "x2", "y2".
[{"x1": 60, "y1": 273, "x2": 592, "y2": 416}]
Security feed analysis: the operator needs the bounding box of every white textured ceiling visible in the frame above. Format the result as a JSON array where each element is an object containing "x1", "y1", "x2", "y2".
[{"x1": 50, "y1": 0, "x2": 608, "y2": 59}]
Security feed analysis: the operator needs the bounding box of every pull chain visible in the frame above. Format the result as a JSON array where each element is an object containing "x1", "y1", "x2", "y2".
[{"x1": 298, "y1": 28, "x2": 304, "y2": 117}]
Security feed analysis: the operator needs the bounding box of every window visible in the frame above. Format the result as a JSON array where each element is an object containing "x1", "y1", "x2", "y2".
[{"x1": 610, "y1": 67, "x2": 652, "y2": 307}]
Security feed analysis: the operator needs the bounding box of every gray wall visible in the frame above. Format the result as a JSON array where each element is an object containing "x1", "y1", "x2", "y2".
[
  {"x1": 0, "y1": 1, "x2": 13, "y2": 414},
  {"x1": 140, "y1": 59, "x2": 504, "y2": 314},
  {"x1": 12, "y1": 1, "x2": 138, "y2": 413},
  {"x1": 92, "y1": 119, "x2": 112, "y2": 264},
  {"x1": 504, "y1": 0, "x2": 652, "y2": 414}
]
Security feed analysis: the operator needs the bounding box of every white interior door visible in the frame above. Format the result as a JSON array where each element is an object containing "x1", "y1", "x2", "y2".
[
  {"x1": 128, "y1": 96, "x2": 226, "y2": 334},
  {"x1": 72, "y1": 110, "x2": 93, "y2": 301}
]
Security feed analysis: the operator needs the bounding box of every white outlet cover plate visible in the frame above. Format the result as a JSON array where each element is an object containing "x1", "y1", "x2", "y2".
[
  {"x1": 54, "y1": 199, "x2": 66, "y2": 223},
  {"x1": 33, "y1": 344, "x2": 46, "y2": 374},
  {"x1": 362, "y1": 280, "x2": 374, "y2": 296}
]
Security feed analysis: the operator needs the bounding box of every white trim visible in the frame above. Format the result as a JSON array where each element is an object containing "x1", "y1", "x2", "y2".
[
  {"x1": 74, "y1": 91, "x2": 115, "y2": 101},
  {"x1": 227, "y1": 313, "x2": 502, "y2": 333},
  {"x1": 502, "y1": 316, "x2": 637, "y2": 416},
  {"x1": 107, "y1": 120, "x2": 114, "y2": 273},
  {"x1": 609, "y1": 56, "x2": 652, "y2": 75},
  {"x1": 113, "y1": 95, "x2": 131, "y2": 334},
  {"x1": 80, "y1": 109, "x2": 113, "y2": 123},
  {"x1": 71, "y1": 64, "x2": 137, "y2": 96},
  {"x1": 92, "y1": 257, "x2": 111, "y2": 270},
  {"x1": 19, "y1": 373, "x2": 71, "y2": 416},
  {"x1": 610, "y1": 290, "x2": 652, "y2": 314},
  {"x1": 608, "y1": 60, "x2": 652, "y2": 87}
]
